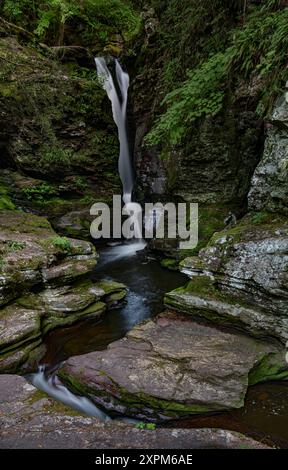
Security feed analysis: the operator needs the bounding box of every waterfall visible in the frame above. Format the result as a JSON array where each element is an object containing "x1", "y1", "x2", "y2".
[{"x1": 95, "y1": 57, "x2": 134, "y2": 205}]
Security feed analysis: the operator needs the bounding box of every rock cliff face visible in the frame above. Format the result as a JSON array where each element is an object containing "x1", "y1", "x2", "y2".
[
  {"x1": 248, "y1": 88, "x2": 288, "y2": 215},
  {"x1": 131, "y1": 5, "x2": 263, "y2": 207},
  {"x1": 165, "y1": 93, "x2": 288, "y2": 344},
  {"x1": 0, "y1": 21, "x2": 121, "y2": 238}
]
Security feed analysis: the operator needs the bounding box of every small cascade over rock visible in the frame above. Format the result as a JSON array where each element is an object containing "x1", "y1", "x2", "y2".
[{"x1": 29, "y1": 365, "x2": 110, "y2": 421}]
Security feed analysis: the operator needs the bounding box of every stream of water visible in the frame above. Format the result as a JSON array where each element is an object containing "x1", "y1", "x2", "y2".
[{"x1": 28, "y1": 58, "x2": 288, "y2": 448}]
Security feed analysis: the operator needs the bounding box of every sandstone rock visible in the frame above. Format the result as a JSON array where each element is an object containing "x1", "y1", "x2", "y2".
[
  {"x1": 0, "y1": 211, "x2": 97, "y2": 306},
  {"x1": 0, "y1": 211, "x2": 127, "y2": 374},
  {"x1": 173, "y1": 214, "x2": 288, "y2": 342},
  {"x1": 0, "y1": 306, "x2": 41, "y2": 352},
  {"x1": 52, "y1": 208, "x2": 93, "y2": 239},
  {"x1": 0, "y1": 375, "x2": 270, "y2": 449},
  {"x1": 0, "y1": 279, "x2": 127, "y2": 374},
  {"x1": 58, "y1": 312, "x2": 285, "y2": 421},
  {"x1": 248, "y1": 90, "x2": 288, "y2": 215}
]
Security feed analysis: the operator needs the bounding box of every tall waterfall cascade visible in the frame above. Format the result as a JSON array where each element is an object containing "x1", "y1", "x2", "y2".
[{"x1": 95, "y1": 57, "x2": 134, "y2": 205}]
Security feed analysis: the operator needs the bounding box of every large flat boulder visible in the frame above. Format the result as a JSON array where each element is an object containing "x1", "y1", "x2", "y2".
[
  {"x1": 58, "y1": 312, "x2": 286, "y2": 421},
  {"x1": 0, "y1": 375, "x2": 270, "y2": 449}
]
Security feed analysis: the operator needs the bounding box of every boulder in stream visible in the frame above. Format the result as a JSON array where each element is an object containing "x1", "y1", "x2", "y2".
[{"x1": 58, "y1": 312, "x2": 287, "y2": 421}]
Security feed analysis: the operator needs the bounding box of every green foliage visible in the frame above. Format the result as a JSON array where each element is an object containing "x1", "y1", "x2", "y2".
[
  {"x1": 74, "y1": 176, "x2": 88, "y2": 190},
  {"x1": 40, "y1": 145, "x2": 73, "y2": 167},
  {"x1": 6, "y1": 241, "x2": 26, "y2": 251},
  {"x1": 251, "y1": 211, "x2": 273, "y2": 225},
  {"x1": 0, "y1": 184, "x2": 16, "y2": 210},
  {"x1": 1, "y1": 0, "x2": 140, "y2": 45},
  {"x1": 0, "y1": 240, "x2": 26, "y2": 259},
  {"x1": 147, "y1": 51, "x2": 233, "y2": 145},
  {"x1": 135, "y1": 422, "x2": 156, "y2": 430},
  {"x1": 50, "y1": 235, "x2": 72, "y2": 251},
  {"x1": 23, "y1": 182, "x2": 58, "y2": 202},
  {"x1": 146, "y1": 2, "x2": 288, "y2": 146},
  {"x1": 0, "y1": 195, "x2": 16, "y2": 210}
]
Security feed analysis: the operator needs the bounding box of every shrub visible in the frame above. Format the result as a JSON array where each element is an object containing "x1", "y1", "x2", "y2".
[
  {"x1": 1, "y1": 0, "x2": 140, "y2": 45},
  {"x1": 23, "y1": 182, "x2": 58, "y2": 202}
]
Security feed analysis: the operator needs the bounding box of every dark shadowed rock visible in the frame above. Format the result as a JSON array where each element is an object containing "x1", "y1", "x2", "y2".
[{"x1": 249, "y1": 89, "x2": 288, "y2": 215}]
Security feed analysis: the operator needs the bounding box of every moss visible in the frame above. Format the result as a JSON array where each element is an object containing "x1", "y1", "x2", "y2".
[
  {"x1": 106, "y1": 290, "x2": 127, "y2": 303},
  {"x1": 59, "y1": 369, "x2": 233, "y2": 418},
  {"x1": 0, "y1": 181, "x2": 16, "y2": 210},
  {"x1": 250, "y1": 211, "x2": 278, "y2": 225},
  {"x1": 49, "y1": 236, "x2": 72, "y2": 252},
  {"x1": 249, "y1": 352, "x2": 288, "y2": 386},
  {"x1": 0, "y1": 195, "x2": 16, "y2": 210},
  {"x1": 161, "y1": 258, "x2": 179, "y2": 270},
  {"x1": 42, "y1": 301, "x2": 106, "y2": 335},
  {"x1": 207, "y1": 212, "x2": 288, "y2": 250},
  {"x1": 26, "y1": 389, "x2": 84, "y2": 416},
  {"x1": 98, "y1": 280, "x2": 127, "y2": 296},
  {"x1": 170, "y1": 276, "x2": 216, "y2": 298}
]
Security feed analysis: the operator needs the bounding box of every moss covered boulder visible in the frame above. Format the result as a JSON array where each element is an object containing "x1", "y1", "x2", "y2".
[
  {"x1": 58, "y1": 311, "x2": 286, "y2": 421},
  {"x1": 0, "y1": 210, "x2": 127, "y2": 373},
  {"x1": 169, "y1": 214, "x2": 288, "y2": 342},
  {"x1": 0, "y1": 278, "x2": 127, "y2": 374},
  {"x1": 0, "y1": 211, "x2": 98, "y2": 306}
]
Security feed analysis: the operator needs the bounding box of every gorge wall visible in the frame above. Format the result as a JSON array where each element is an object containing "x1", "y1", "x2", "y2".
[{"x1": 0, "y1": 0, "x2": 288, "y2": 438}]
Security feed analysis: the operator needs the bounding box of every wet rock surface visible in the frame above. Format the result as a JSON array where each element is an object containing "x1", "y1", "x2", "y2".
[
  {"x1": 0, "y1": 211, "x2": 127, "y2": 374},
  {"x1": 58, "y1": 311, "x2": 285, "y2": 420},
  {"x1": 173, "y1": 215, "x2": 288, "y2": 343},
  {"x1": 0, "y1": 375, "x2": 270, "y2": 449}
]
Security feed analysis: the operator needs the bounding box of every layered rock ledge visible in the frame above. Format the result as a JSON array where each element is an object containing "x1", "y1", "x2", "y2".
[
  {"x1": 170, "y1": 214, "x2": 288, "y2": 343},
  {"x1": 0, "y1": 375, "x2": 270, "y2": 449},
  {"x1": 0, "y1": 211, "x2": 127, "y2": 373}
]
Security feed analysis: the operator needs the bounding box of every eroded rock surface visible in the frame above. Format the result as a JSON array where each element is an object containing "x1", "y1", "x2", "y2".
[
  {"x1": 249, "y1": 89, "x2": 288, "y2": 215},
  {"x1": 58, "y1": 312, "x2": 285, "y2": 421},
  {"x1": 0, "y1": 211, "x2": 127, "y2": 373},
  {"x1": 172, "y1": 214, "x2": 288, "y2": 343},
  {"x1": 0, "y1": 375, "x2": 270, "y2": 449}
]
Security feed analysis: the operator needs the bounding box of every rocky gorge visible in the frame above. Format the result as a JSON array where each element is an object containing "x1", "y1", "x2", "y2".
[{"x1": 0, "y1": 0, "x2": 288, "y2": 450}]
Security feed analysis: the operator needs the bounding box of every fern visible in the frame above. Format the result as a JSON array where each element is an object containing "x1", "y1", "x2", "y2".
[{"x1": 146, "y1": 3, "x2": 288, "y2": 146}]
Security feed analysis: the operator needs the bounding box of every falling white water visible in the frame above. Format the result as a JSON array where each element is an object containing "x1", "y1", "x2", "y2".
[
  {"x1": 95, "y1": 57, "x2": 134, "y2": 205},
  {"x1": 29, "y1": 366, "x2": 111, "y2": 421}
]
